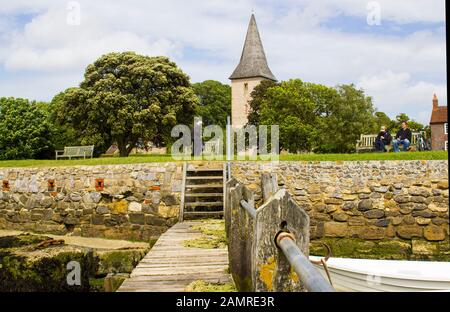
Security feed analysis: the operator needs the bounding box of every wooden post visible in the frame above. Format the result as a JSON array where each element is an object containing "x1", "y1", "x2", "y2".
[
  {"x1": 179, "y1": 162, "x2": 187, "y2": 222},
  {"x1": 261, "y1": 172, "x2": 278, "y2": 203},
  {"x1": 228, "y1": 183, "x2": 255, "y2": 292},
  {"x1": 252, "y1": 188, "x2": 310, "y2": 292},
  {"x1": 224, "y1": 177, "x2": 238, "y2": 239}
]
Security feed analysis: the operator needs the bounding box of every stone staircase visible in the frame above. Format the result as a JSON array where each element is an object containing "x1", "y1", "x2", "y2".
[{"x1": 180, "y1": 164, "x2": 225, "y2": 221}]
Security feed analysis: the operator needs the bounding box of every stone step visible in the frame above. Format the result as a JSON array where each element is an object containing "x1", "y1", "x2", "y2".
[
  {"x1": 187, "y1": 168, "x2": 223, "y2": 172},
  {"x1": 183, "y1": 211, "x2": 224, "y2": 216},
  {"x1": 186, "y1": 176, "x2": 223, "y2": 180},
  {"x1": 185, "y1": 193, "x2": 223, "y2": 197},
  {"x1": 186, "y1": 184, "x2": 222, "y2": 189},
  {"x1": 185, "y1": 202, "x2": 223, "y2": 208}
]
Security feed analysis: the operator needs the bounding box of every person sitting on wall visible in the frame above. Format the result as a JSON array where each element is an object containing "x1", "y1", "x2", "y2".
[
  {"x1": 393, "y1": 121, "x2": 412, "y2": 152},
  {"x1": 374, "y1": 126, "x2": 392, "y2": 152}
]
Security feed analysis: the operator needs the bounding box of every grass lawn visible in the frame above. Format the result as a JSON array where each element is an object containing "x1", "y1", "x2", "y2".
[{"x1": 0, "y1": 151, "x2": 447, "y2": 168}]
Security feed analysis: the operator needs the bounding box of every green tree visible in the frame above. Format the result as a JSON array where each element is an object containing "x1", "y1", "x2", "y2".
[
  {"x1": 319, "y1": 84, "x2": 377, "y2": 153},
  {"x1": 247, "y1": 80, "x2": 278, "y2": 127},
  {"x1": 374, "y1": 111, "x2": 394, "y2": 130},
  {"x1": 193, "y1": 80, "x2": 231, "y2": 128},
  {"x1": 0, "y1": 97, "x2": 54, "y2": 160},
  {"x1": 57, "y1": 52, "x2": 198, "y2": 157},
  {"x1": 47, "y1": 92, "x2": 80, "y2": 150},
  {"x1": 390, "y1": 113, "x2": 424, "y2": 135},
  {"x1": 257, "y1": 79, "x2": 321, "y2": 152}
]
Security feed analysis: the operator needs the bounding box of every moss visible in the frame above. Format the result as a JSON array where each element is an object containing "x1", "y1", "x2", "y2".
[
  {"x1": 310, "y1": 238, "x2": 450, "y2": 261},
  {"x1": 185, "y1": 280, "x2": 236, "y2": 292},
  {"x1": 183, "y1": 219, "x2": 227, "y2": 249},
  {"x1": 410, "y1": 238, "x2": 450, "y2": 261},
  {"x1": 89, "y1": 277, "x2": 105, "y2": 292},
  {"x1": 0, "y1": 232, "x2": 153, "y2": 291},
  {"x1": 310, "y1": 238, "x2": 410, "y2": 260},
  {"x1": 0, "y1": 248, "x2": 95, "y2": 292},
  {"x1": 0, "y1": 233, "x2": 52, "y2": 249},
  {"x1": 96, "y1": 249, "x2": 148, "y2": 275}
]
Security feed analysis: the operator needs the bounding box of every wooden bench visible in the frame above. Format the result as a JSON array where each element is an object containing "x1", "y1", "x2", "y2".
[
  {"x1": 356, "y1": 133, "x2": 420, "y2": 153},
  {"x1": 55, "y1": 146, "x2": 94, "y2": 160}
]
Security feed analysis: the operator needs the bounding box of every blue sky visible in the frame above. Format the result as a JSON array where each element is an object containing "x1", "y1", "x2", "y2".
[{"x1": 0, "y1": 0, "x2": 446, "y2": 125}]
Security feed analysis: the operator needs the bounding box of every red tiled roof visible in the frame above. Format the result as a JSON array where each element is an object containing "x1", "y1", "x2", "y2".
[{"x1": 430, "y1": 106, "x2": 448, "y2": 124}]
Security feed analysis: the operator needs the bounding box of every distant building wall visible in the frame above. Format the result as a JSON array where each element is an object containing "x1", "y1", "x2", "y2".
[
  {"x1": 231, "y1": 77, "x2": 264, "y2": 127},
  {"x1": 431, "y1": 123, "x2": 448, "y2": 151}
]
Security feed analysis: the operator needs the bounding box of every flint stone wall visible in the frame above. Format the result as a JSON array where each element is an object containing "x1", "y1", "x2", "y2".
[
  {"x1": 0, "y1": 163, "x2": 183, "y2": 240},
  {"x1": 232, "y1": 160, "x2": 449, "y2": 242}
]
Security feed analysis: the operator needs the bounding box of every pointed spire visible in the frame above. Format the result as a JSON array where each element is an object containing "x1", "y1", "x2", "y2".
[{"x1": 229, "y1": 14, "x2": 276, "y2": 81}]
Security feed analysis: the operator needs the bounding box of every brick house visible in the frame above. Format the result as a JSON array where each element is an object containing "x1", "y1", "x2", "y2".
[{"x1": 430, "y1": 94, "x2": 448, "y2": 151}]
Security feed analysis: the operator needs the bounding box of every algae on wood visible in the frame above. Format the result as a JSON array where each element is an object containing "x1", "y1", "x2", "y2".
[
  {"x1": 183, "y1": 219, "x2": 227, "y2": 249},
  {"x1": 185, "y1": 280, "x2": 236, "y2": 292}
]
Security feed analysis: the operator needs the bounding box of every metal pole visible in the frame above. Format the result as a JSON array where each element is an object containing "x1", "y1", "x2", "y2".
[
  {"x1": 240, "y1": 200, "x2": 256, "y2": 219},
  {"x1": 226, "y1": 116, "x2": 232, "y2": 179},
  {"x1": 277, "y1": 233, "x2": 335, "y2": 292}
]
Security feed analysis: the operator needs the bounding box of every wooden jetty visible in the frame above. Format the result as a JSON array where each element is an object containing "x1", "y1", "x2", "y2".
[{"x1": 118, "y1": 221, "x2": 231, "y2": 292}]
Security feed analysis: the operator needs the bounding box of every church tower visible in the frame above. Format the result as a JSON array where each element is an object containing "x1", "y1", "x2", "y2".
[{"x1": 229, "y1": 14, "x2": 276, "y2": 127}]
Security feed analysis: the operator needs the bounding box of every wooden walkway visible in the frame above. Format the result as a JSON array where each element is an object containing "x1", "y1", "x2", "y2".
[{"x1": 118, "y1": 221, "x2": 231, "y2": 292}]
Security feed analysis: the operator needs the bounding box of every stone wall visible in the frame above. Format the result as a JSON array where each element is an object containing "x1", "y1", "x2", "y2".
[
  {"x1": 0, "y1": 163, "x2": 183, "y2": 240},
  {"x1": 232, "y1": 161, "x2": 449, "y2": 243},
  {"x1": 1, "y1": 160, "x2": 448, "y2": 245}
]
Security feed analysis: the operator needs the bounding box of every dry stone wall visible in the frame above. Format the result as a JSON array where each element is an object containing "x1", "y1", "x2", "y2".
[
  {"x1": 0, "y1": 160, "x2": 448, "y2": 245},
  {"x1": 0, "y1": 163, "x2": 183, "y2": 240},
  {"x1": 232, "y1": 161, "x2": 449, "y2": 242}
]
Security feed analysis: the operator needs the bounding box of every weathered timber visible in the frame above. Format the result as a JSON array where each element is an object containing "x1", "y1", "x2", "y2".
[
  {"x1": 224, "y1": 177, "x2": 238, "y2": 239},
  {"x1": 261, "y1": 172, "x2": 278, "y2": 202},
  {"x1": 228, "y1": 183, "x2": 255, "y2": 291},
  {"x1": 117, "y1": 221, "x2": 231, "y2": 292},
  {"x1": 253, "y1": 188, "x2": 310, "y2": 292}
]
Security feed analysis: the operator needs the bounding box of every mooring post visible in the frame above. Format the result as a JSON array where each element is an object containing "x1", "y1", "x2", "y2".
[
  {"x1": 224, "y1": 177, "x2": 238, "y2": 239},
  {"x1": 253, "y1": 188, "x2": 310, "y2": 292},
  {"x1": 228, "y1": 183, "x2": 255, "y2": 292},
  {"x1": 261, "y1": 172, "x2": 278, "y2": 202}
]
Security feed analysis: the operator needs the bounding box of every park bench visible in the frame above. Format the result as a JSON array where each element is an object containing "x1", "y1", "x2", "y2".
[
  {"x1": 55, "y1": 145, "x2": 94, "y2": 160},
  {"x1": 356, "y1": 133, "x2": 420, "y2": 153}
]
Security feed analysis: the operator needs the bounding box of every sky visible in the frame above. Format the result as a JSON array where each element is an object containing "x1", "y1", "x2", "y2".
[{"x1": 0, "y1": 0, "x2": 446, "y2": 125}]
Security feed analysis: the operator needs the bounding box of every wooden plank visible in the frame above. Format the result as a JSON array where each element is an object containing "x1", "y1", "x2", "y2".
[
  {"x1": 186, "y1": 176, "x2": 223, "y2": 180},
  {"x1": 187, "y1": 168, "x2": 223, "y2": 172},
  {"x1": 184, "y1": 201, "x2": 223, "y2": 207},
  {"x1": 183, "y1": 211, "x2": 223, "y2": 216},
  {"x1": 185, "y1": 193, "x2": 223, "y2": 197},
  {"x1": 117, "y1": 220, "x2": 232, "y2": 292},
  {"x1": 186, "y1": 184, "x2": 223, "y2": 188},
  {"x1": 179, "y1": 162, "x2": 187, "y2": 222}
]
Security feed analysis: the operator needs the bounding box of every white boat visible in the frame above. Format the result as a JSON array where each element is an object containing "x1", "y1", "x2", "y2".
[{"x1": 309, "y1": 256, "x2": 450, "y2": 292}]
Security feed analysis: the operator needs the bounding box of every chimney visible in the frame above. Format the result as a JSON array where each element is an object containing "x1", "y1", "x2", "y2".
[{"x1": 433, "y1": 94, "x2": 438, "y2": 111}]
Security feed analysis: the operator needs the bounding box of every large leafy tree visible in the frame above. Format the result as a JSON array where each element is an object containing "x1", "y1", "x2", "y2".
[
  {"x1": 248, "y1": 80, "x2": 378, "y2": 153},
  {"x1": 247, "y1": 80, "x2": 278, "y2": 127},
  {"x1": 257, "y1": 79, "x2": 322, "y2": 152},
  {"x1": 57, "y1": 52, "x2": 198, "y2": 157},
  {"x1": 0, "y1": 97, "x2": 54, "y2": 160},
  {"x1": 193, "y1": 80, "x2": 231, "y2": 128},
  {"x1": 47, "y1": 92, "x2": 80, "y2": 150},
  {"x1": 319, "y1": 84, "x2": 377, "y2": 153},
  {"x1": 391, "y1": 113, "x2": 424, "y2": 134},
  {"x1": 374, "y1": 111, "x2": 393, "y2": 130}
]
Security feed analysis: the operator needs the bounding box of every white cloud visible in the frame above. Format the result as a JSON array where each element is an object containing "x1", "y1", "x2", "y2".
[{"x1": 358, "y1": 70, "x2": 447, "y2": 124}]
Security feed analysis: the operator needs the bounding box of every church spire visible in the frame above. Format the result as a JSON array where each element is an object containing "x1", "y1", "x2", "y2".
[{"x1": 229, "y1": 14, "x2": 276, "y2": 81}]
